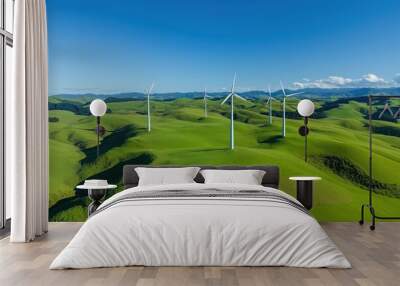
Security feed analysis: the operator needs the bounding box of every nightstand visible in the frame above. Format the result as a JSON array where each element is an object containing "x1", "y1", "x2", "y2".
[
  {"x1": 76, "y1": 184, "x2": 117, "y2": 216},
  {"x1": 289, "y1": 177, "x2": 321, "y2": 210}
]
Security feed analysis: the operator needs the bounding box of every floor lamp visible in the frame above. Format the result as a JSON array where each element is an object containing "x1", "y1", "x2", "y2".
[
  {"x1": 89, "y1": 99, "x2": 107, "y2": 158},
  {"x1": 297, "y1": 99, "x2": 315, "y2": 162},
  {"x1": 359, "y1": 94, "x2": 400, "y2": 230}
]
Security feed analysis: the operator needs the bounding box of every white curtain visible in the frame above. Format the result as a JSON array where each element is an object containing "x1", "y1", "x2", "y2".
[{"x1": 8, "y1": 0, "x2": 49, "y2": 242}]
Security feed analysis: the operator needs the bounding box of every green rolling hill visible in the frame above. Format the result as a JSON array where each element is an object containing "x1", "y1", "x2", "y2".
[{"x1": 48, "y1": 96, "x2": 400, "y2": 222}]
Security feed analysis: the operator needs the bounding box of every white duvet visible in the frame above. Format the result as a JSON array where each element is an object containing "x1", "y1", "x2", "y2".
[{"x1": 50, "y1": 183, "x2": 351, "y2": 269}]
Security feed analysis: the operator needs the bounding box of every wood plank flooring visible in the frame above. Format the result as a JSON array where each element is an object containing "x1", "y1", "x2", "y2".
[{"x1": 0, "y1": 222, "x2": 399, "y2": 286}]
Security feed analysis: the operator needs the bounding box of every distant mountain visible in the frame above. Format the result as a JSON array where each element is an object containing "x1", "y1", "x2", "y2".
[
  {"x1": 289, "y1": 87, "x2": 400, "y2": 99},
  {"x1": 50, "y1": 87, "x2": 400, "y2": 102}
]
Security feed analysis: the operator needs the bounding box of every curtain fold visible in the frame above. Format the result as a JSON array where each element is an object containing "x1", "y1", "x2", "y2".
[{"x1": 8, "y1": 0, "x2": 48, "y2": 242}]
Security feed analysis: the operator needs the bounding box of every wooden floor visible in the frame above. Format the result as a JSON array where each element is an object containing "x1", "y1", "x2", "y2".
[{"x1": 0, "y1": 222, "x2": 399, "y2": 286}]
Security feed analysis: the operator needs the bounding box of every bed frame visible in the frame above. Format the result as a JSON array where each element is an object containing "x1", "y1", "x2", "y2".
[{"x1": 123, "y1": 165, "x2": 280, "y2": 189}]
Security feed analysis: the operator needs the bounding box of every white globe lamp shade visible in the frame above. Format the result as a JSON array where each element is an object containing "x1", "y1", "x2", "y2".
[
  {"x1": 90, "y1": 99, "x2": 107, "y2": 117},
  {"x1": 297, "y1": 99, "x2": 315, "y2": 117}
]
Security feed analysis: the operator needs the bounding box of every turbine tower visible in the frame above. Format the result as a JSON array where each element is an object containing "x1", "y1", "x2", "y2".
[
  {"x1": 280, "y1": 81, "x2": 303, "y2": 137},
  {"x1": 266, "y1": 85, "x2": 277, "y2": 125},
  {"x1": 221, "y1": 73, "x2": 248, "y2": 150},
  {"x1": 203, "y1": 88, "x2": 210, "y2": 118},
  {"x1": 146, "y1": 82, "x2": 155, "y2": 132}
]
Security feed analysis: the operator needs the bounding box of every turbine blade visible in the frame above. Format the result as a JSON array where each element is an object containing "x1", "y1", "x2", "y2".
[
  {"x1": 149, "y1": 82, "x2": 155, "y2": 95},
  {"x1": 286, "y1": 91, "x2": 304, "y2": 97},
  {"x1": 147, "y1": 81, "x2": 154, "y2": 95},
  {"x1": 388, "y1": 105, "x2": 394, "y2": 116},
  {"x1": 234, "y1": 93, "x2": 248, "y2": 102},
  {"x1": 266, "y1": 97, "x2": 271, "y2": 105},
  {"x1": 280, "y1": 81, "x2": 287, "y2": 97},
  {"x1": 394, "y1": 108, "x2": 400, "y2": 118},
  {"x1": 268, "y1": 85, "x2": 272, "y2": 97},
  {"x1": 378, "y1": 104, "x2": 388, "y2": 119},
  {"x1": 231, "y1": 73, "x2": 237, "y2": 93},
  {"x1": 221, "y1": 93, "x2": 233, "y2": 105}
]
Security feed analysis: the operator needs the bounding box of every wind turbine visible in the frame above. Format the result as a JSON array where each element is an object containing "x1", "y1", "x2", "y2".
[
  {"x1": 146, "y1": 82, "x2": 155, "y2": 132},
  {"x1": 266, "y1": 85, "x2": 278, "y2": 125},
  {"x1": 378, "y1": 102, "x2": 394, "y2": 119},
  {"x1": 203, "y1": 88, "x2": 211, "y2": 118},
  {"x1": 221, "y1": 73, "x2": 248, "y2": 150},
  {"x1": 280, "y1": 81, "x2": 303, "y2": 137}
]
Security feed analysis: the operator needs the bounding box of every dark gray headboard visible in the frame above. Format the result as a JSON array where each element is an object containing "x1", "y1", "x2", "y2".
[{"x1": 123, "y1": 165, "x2": 279, "y2": 189}]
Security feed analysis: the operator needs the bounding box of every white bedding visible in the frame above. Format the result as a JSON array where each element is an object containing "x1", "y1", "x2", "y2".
[{"x1": 50, "y1": 183, "x2": 351, "y2": 269}]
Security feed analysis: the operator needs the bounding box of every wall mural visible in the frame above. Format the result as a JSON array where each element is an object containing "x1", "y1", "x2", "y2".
[
  {"x1": 48, "y1": 90, "x2": 400, "y2": 221},
  {"x1": 47, "y1": 1, "x2": 400, "y2": 222}
]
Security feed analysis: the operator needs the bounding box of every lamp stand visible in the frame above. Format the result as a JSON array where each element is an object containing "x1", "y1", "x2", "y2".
[
  {"x1": 304, "y1": 117, "x2": 308, "y2": 162},
  {"x1": 96, "y1": 116, "x2": 100, "y2": 158},
  {"x1": 298, "y1": 117, "x2": 309, "y2": 162}
]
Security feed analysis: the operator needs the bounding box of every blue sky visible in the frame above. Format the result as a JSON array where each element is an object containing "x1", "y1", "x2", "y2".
[{"x1": 47, "y1": 0, "x2": 400, "y2": 94}]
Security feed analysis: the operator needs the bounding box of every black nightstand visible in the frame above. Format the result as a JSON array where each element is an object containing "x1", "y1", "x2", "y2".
[{"x1": 289, "y1": 177, "x2": 321, "y2": 210}]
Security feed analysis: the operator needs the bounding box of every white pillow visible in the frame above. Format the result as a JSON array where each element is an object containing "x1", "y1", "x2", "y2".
[
  {"x1": 200, "y1": 169, "x2": 266, "y2": 185},
  {"x1": 135, "y1": 167, "x2": 200, "y2": 186}
]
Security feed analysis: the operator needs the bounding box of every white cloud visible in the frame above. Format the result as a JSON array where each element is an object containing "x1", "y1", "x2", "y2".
[
  {"x1": 293, "y1": 82, "x2": 305, "y2": 89},
  {"x1": 292, "y1": 76, "x2": 352, "y2": 89},
  {"x1": 360, "y1": 73, "x2": 385, "y2": 83},
  {"x1": 291, "y1": 73, "x2": 399, "y2": 89}
]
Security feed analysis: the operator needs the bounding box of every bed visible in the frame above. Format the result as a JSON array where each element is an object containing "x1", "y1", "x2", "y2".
[{"x1": 50, "y1": 165, "x2": 350, "y2": 269}]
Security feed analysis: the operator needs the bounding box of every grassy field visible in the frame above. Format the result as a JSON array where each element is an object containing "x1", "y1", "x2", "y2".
[{"x1": 48, "y1": 96, "x2": 400, "y2": 222}]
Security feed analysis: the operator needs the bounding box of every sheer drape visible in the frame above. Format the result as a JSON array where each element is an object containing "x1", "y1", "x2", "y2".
[{"x1": 8, "y1": 0, "x2": 48, "y2": 242}]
